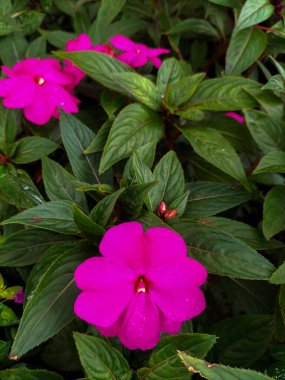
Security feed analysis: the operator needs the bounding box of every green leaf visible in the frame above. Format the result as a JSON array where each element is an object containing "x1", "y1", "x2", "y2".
[
  {"x1": 56, "y1": 50, "x2": 133, "y2": 92},
  {"x1": 26, "y1": 35, "x2": 47, "y2": 58},
  {"x1": 0, "y1": 165, "x2": 44, "y2": 209},
  {"x1": 263, "y1": 186, "x2": 285, "y2": 239},
  {"x1": 10, "y1": 245, "x2": 90, "y2": 358},
  {"x1": 139, "y1": 334, "x2": 216, "y2": 380},
  {"x1": 42, "y1": 156, "x2": 88, "y2": 212},
  {"x1": 253, "y1": 151, "x2": 285, "y2": 174},
  {"x1": 100, "y1": 103, "x2": 164, "y2": 173},
  {"x1": 179, "y1": 126, "x2": 249, "y2": 189},
  {"x1": 132, "y1": 151, "x2": 154, "y2": 210},
  {"x1": 203, "y1": 216, "x2": 283, "y2": 251},
  {"x1": 184, "y1": 182, "x2": 251, "y2": 218},
  {"x1": 150, "y1": 151, "x2": 185, "y2": 210},
  {"x1": 11, "y1": 137, "x2": 58, "y2": 164},
  {"x1": 167, "y1": 18, "x2": 219, "y2": 38},
  {"x1": 40, "y1": 30, "x2": 76, "y2": 49},
  {"x1": 2, "y1": 200, "x2": 80, "y2": 235},
  {"x1": 169, "y1": 191, "x2": 189, "y2": 217},
  {"x1": 0, "y1": 368, "x2": 63, "y2": 380},
  {"x1": 0, "y1": 105, "x2": 19, "y2": 153},
  {"x1": 60, "y1": 111, "x2": 103, "y2": 184},
  {"x1": 270, "y1": 262, "x2": 285, "y2": 284},
  {"x1": 73, "y1": 204, "x2": 105, "y2": 238},
  {"x1": 0, "y1": 302, "x2": 18, "y2": 326},
  {"x1": 225, "y1": 28, "x2": 267, "y2": 75},
  {"x1": 90, "y1": 188, "x2": 125, "y2": 227},
  {"x1": 0, "y1": 33, "x2": 28, "y2": 66},
  {"x1": 166, "y1": 73, "x2": 205, "y2": 110},
  {"x1": 180, "y1": 77, "x2": 260, "y2": 111},
  {"x1": 111, "y1": 72, "x2": 162, "y2": 111},
  {"x1": 84, "y1": 120, "x2": 112, "y2": 154},
  {"x1": 74, "y1": 333, "x2": 132, "y2": 380},
  {"x1": 101, "y1": 91, "x2": 125, "y2": 119},
  {"x1": 156, "y1": 58, "x2": 189, "y2": 98},
  {"x1": 171, "y1": 219, "x2": 275, "y2": 279},
  {"x1": 17, "y1": 11, "x2": 45, "y2": 35},
  {"x1": 244, "y1": 109, "x2": 285, "y2": 152},
  {"x1": 178, "y1": 351, "x2": 275, "y2": 380},
  {"x1": 210, "y1": 315, "x2": 274, "y2": 367},
  {"x1": 208, "y1": 0, "x2": 241, "y2": 7},
  {"x1": 93, "y1": 0, "x2": 126, "y2": 43},
  {"x1": 235, "y1": 0, "x2": 274, "y2": 33},
  {"x1": 0, "y1": 228, "x2": 73, "y2": 267}
]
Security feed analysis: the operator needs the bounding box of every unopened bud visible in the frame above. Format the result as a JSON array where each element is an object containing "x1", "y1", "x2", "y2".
[
  {"x1": 201, "y1": 220, "x2": 212, "y2": 225},
  {"x1": 158, "y1": 201, "x2": 167, "y2": 216},
  {"x1": 164, "y1": 209, "x2": 177, "y2": 219}
]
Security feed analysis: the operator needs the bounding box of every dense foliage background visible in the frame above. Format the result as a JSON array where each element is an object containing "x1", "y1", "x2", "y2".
[{"x1": 0, "y1": 0, "x2": 285, "y2": 379}]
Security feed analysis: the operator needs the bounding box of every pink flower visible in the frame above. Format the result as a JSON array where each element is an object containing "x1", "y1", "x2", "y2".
[
  {"x1": 64, "y1": 34, "x2": 115, "y2": 89},
  {"x1": 74, "y1": 222, "x2": 207, "y2": 350},
  {"x1": 109, "y1": 35, "x2": 169, "y2": 68},
  {"x1": 225, "y1": 112, "x2": 245, "y2": 124},
  {"x1": 13, "y1": 289, "x2": 24, "y2": 304},
  {"x1": 0, "y1": 58, "x2": 78, "y2": 125}
]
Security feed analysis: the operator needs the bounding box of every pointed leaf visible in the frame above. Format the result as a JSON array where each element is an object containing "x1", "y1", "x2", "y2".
[
  {"x1": 73, "y1": 204, "x2": 105, "y2": 237},
  {"x1": 156, "y1": 58, "x2": 188, "y2": 98},
  {"x1": 235, "y1": 0, "x2": 274, "y2": 33},
  {"x1": 0, "y1": 368, "x2": 63, "y2": 380},
  {"x1": 263, "y1": 186, "x2": 285, "y2": 239},
  {"x1": 253, "y1": 151, "x2": 285, "y2": 174}
]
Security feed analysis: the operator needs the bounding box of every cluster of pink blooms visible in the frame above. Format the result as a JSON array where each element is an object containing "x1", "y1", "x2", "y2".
[
  {"x1": 0, "y1": 34, "x2": 169, "y2": 125},
  {"x1": 74, "y1": 222, "x2": 207, "y2": 350}
]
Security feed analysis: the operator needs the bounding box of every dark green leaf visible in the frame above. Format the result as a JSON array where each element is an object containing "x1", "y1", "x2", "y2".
[
  {"x1": 0, "y1": 302, "x2": 18, "y2": 326},
  {"x1": 111, "y1": 72, "x2": 162, "y2": 111},
  {"x1": 167, "y1": 19, "x2": 219, "y2": 38},
  {"x1": 100, "y1": 103, "x2": 164, "y2": 173},
  {"x1": 84, "y1": 120, "x2": 112, "y2": 154},
  {"x1": 253, "y1": 151, "x2": 285, "y2": 174},
  {"x1": 132, "y1": 151, "x2": 154, "y2": 210},
  {"x1": 56, "y1": 50, "x2": 133, "y2": 92},
  {"x1": 17, "y1": 11, "x2": 45, "y2": 35},
  {"x1": 178, "y1": 351, "x2": 274, "y2": 379},
  {"x1": 0, "y1": 165, "x2": 44, "y2": 209},
  {"x1": 73, "y1": 204, "x2": 105, "y2": 237},
  {"x1": 0, "y1": 105, "x2": 19, "y2": 153},
  {"x1": 90, "y1": 188, "x2": 125, "y2": 227},
  {"x1": 26, "y1": 35, "x2": 47, "y2": 58},
  {"x1": 169, "y1": 191, "x2": 189, "y2": 217},
  {"x1": 210, "y1": 315, "x2": 274, "y2": 367},
  {"x1": 101, "y1": 91, "x2": 125, "y2": 119},
  {"x1": 179, "y1": 127, "x2": 249, "y2": 189},
  {"x1": 263, "y1": 186, "x2": 285, "y2": 239},
  {"x1": 0, "y1": 33, "x2": 28, "y2": 66},
  {"x1": 60, "y1": 111, "x2": 103, "y2": 184},
  {"x1": 171, "y1": 219, "x2": 275, "y2": 279},
  {"x1": 10, "y1": 245, "x2": 90, "y2": 358},
  {"x1": 235, "y1": 0, "x2": 274, "y2": 33},
  {"x1": 208, "y1": 0, "x2": 241, "y2": 7},
  {"x1": 244, "y1": 109, "x2": 285, "y2": 152},
  {"x1": 2, "y1": 200, "x2": 80, "y2": 235},
  {"x1": 225, "y1": 28, "x2": 267, "y2": 75},
  {"x1": 184, "y1": 182, "x2": 251, "y2": 218},
  {"x1": 42, "y1": 156, "x2": 88, "y2": 212},
  {"x1": 0, "y1": 368, "x2": 64, "y2": 380},
  {"x1": 74, "y1": 333, "x2": 131, "y2": 380},
  {"x1": 0, "y1": 228, "x2": 73, "y2": 267},
  {"x1": 156, "y1": 58, "x2": 189, "y2": 98},
  {"x1": 40, "y1": 30, "x2": 76, "y2": 49},
  {"x1": 270, "y1": 262, "x2": 285, "y2": 284},
  {"x1": 11, "y1": 136, "x2": 59, "y2": 164}
]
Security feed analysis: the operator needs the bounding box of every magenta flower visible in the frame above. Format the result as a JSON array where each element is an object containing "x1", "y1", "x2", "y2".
[
  {"x1": 109, "y1": 35, "x2": 169, "y2": 68},
  {"x1": 0, "y1": 58, "x2": 78, "y2": 125},
  {"x1": 74, "y1": 222, "x2": 207, "y2": 350},
  {"x1": 13, "y1": 289, "x2": 24, "y2": 304},
  {"x1": 225, "y1": 112, "x2": 245, "y2": 124}
]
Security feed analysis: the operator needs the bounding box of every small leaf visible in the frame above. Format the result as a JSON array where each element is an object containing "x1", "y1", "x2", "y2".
[
  {"x1": 60, "y1": 111, "x2": 103, "y2": 184},
  {"x1": 90, "y1": 188, "x2": 125, "y2": 227},
  {"x1": 179, "y1": 126, "x2": 249, "y2": 189},
  {"x1": 0, "y1": 368, "x2": 64, "y2": 380},
  {"x1": 0, "y1": 302, "x2": 18, "y2": 326},
  {"x1": 253, "y1": 151, "x2": 285, "y2": 174},
  {"x1": 11, "y1": 136, "x2": 59, "y2": 164},
  {"x1": 2, "y1": 200, "x2": 80, "y2": 235},
  {"x1": 235, "y1": 0, "x2": 274, "y2": 33},
  {"x1": 100, "y1": 104, "x2": 164, "y2": 173},
  {"x1": 73, "y1": 204, "x2": 105, "y2": 238},
  {"x1": 0, "y1": 105, "x2": 19, "y2": 153},
  {"x1": 263, "y1": 186, "x2": 285, "y2": 239},
  {"x1": 10, "y1": 245, "x2": 90, "y2": 358},
  {"x1": 156, "y1": 58, "x2": 188, "y2": 98},
  {"x1": 111, "y1": 72, "x2": 162, "y2": 111},
  {"x1": 178, "y1": 351, "x2": 275, "y2": 380},
  {"x1": 74, "y1": 333, "x2": 132, "y2": 380},
  {"x1": 167, "y1": 18, "x2": 219, "y2": 38},
  {"x1": 101, "y1": 91, "x2": 125, "y2": 119},
  {"x1": 42, "y1": 156, "x2": 88, "y2": 212},
  {"x1": 84, "y1": 120, "x2": 112, "y2": 154},
  {"x1": 270, "y1": 262, "x2": 285, "y2": 284}
]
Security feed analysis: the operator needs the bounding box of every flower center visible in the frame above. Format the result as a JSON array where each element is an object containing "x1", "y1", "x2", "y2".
[
  {"x1": 135, "y1": 276, "x2": 147, "y2": 293},
  {"x1": 34, "y1": 76, "x2": 45, "y2": 86},
  {"x1": 136, "y1": 49, "x2": 141, "y2": 54}
]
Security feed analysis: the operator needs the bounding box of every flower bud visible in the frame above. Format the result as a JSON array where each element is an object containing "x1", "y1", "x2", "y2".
[
  {"x1": 157, "y1": 201, "x2": 167, "y2": 216},
  {"x1": 164, "y1": 209, "x2": 177, "y2": 220}
]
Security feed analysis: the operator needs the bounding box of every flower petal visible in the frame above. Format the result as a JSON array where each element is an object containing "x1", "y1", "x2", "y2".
[
  {"x1": 1, "y1": 77, "x2": 36, "y2": 108},
  {"x1": 150, "y1": 286, "x2": 206, "y2": 322},
  {"x1": 74, "y1": 287, "x2": 132, "y2": 327},
  {"x1": 118, "y1": 293, "x2": 161, "y2": 350},
  {"x1": 23, "y1": 89, "x2": 55, "y2": 125},
  {"x1": 96, "y1": 319, "x2": 121, "y2": 337},
  {"x1": 74, "y1": 256, "x2": 136, "y2": 291},
  {"x1": 161, "y1": 315, "x2": 181, "y2": 334},
  {"x1": 99, "y1": 222, "x2": 144, "y2": 272},
  {"x1": 147, "y1": 48, "x2": 170, "y2": 57},
  {"x1": 143, "y1": 227, "x2": 187, "y2": 269},
  {"x1": 42, "y1": 83, "x2": 79, "y2": 113},
  {"x1": 148, "y1": 56, "x2": 162, "y2": 68},
  {"x1": 66, "y1": 33, "x2": 93, "y2": 51},
  {"x1": 116, "y1": 52, "x2": 148, "y2": 67},
  {"x1": 109, "y1": 35, "x2": 135, "y2": 51},
  {"x1": 147, "y1": 257, "x2": 207, "y2": 288}
]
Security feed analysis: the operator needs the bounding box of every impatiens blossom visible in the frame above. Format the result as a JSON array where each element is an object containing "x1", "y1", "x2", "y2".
[
  {"x1": 109, "y1": 35, "x2": 169, "y2": 68},
  {"x1": 64, "y1": 33, "x2": 114, "y2": 89},
  {"x1": 74, "y1": 222, "x2": 207, "y2": 350},
  {"x1": 225, "y1": 112, "x2": 245, "y2": 124},
  {"x1": 0, "y1": 58, "x2": 78, "y2": 125}
]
